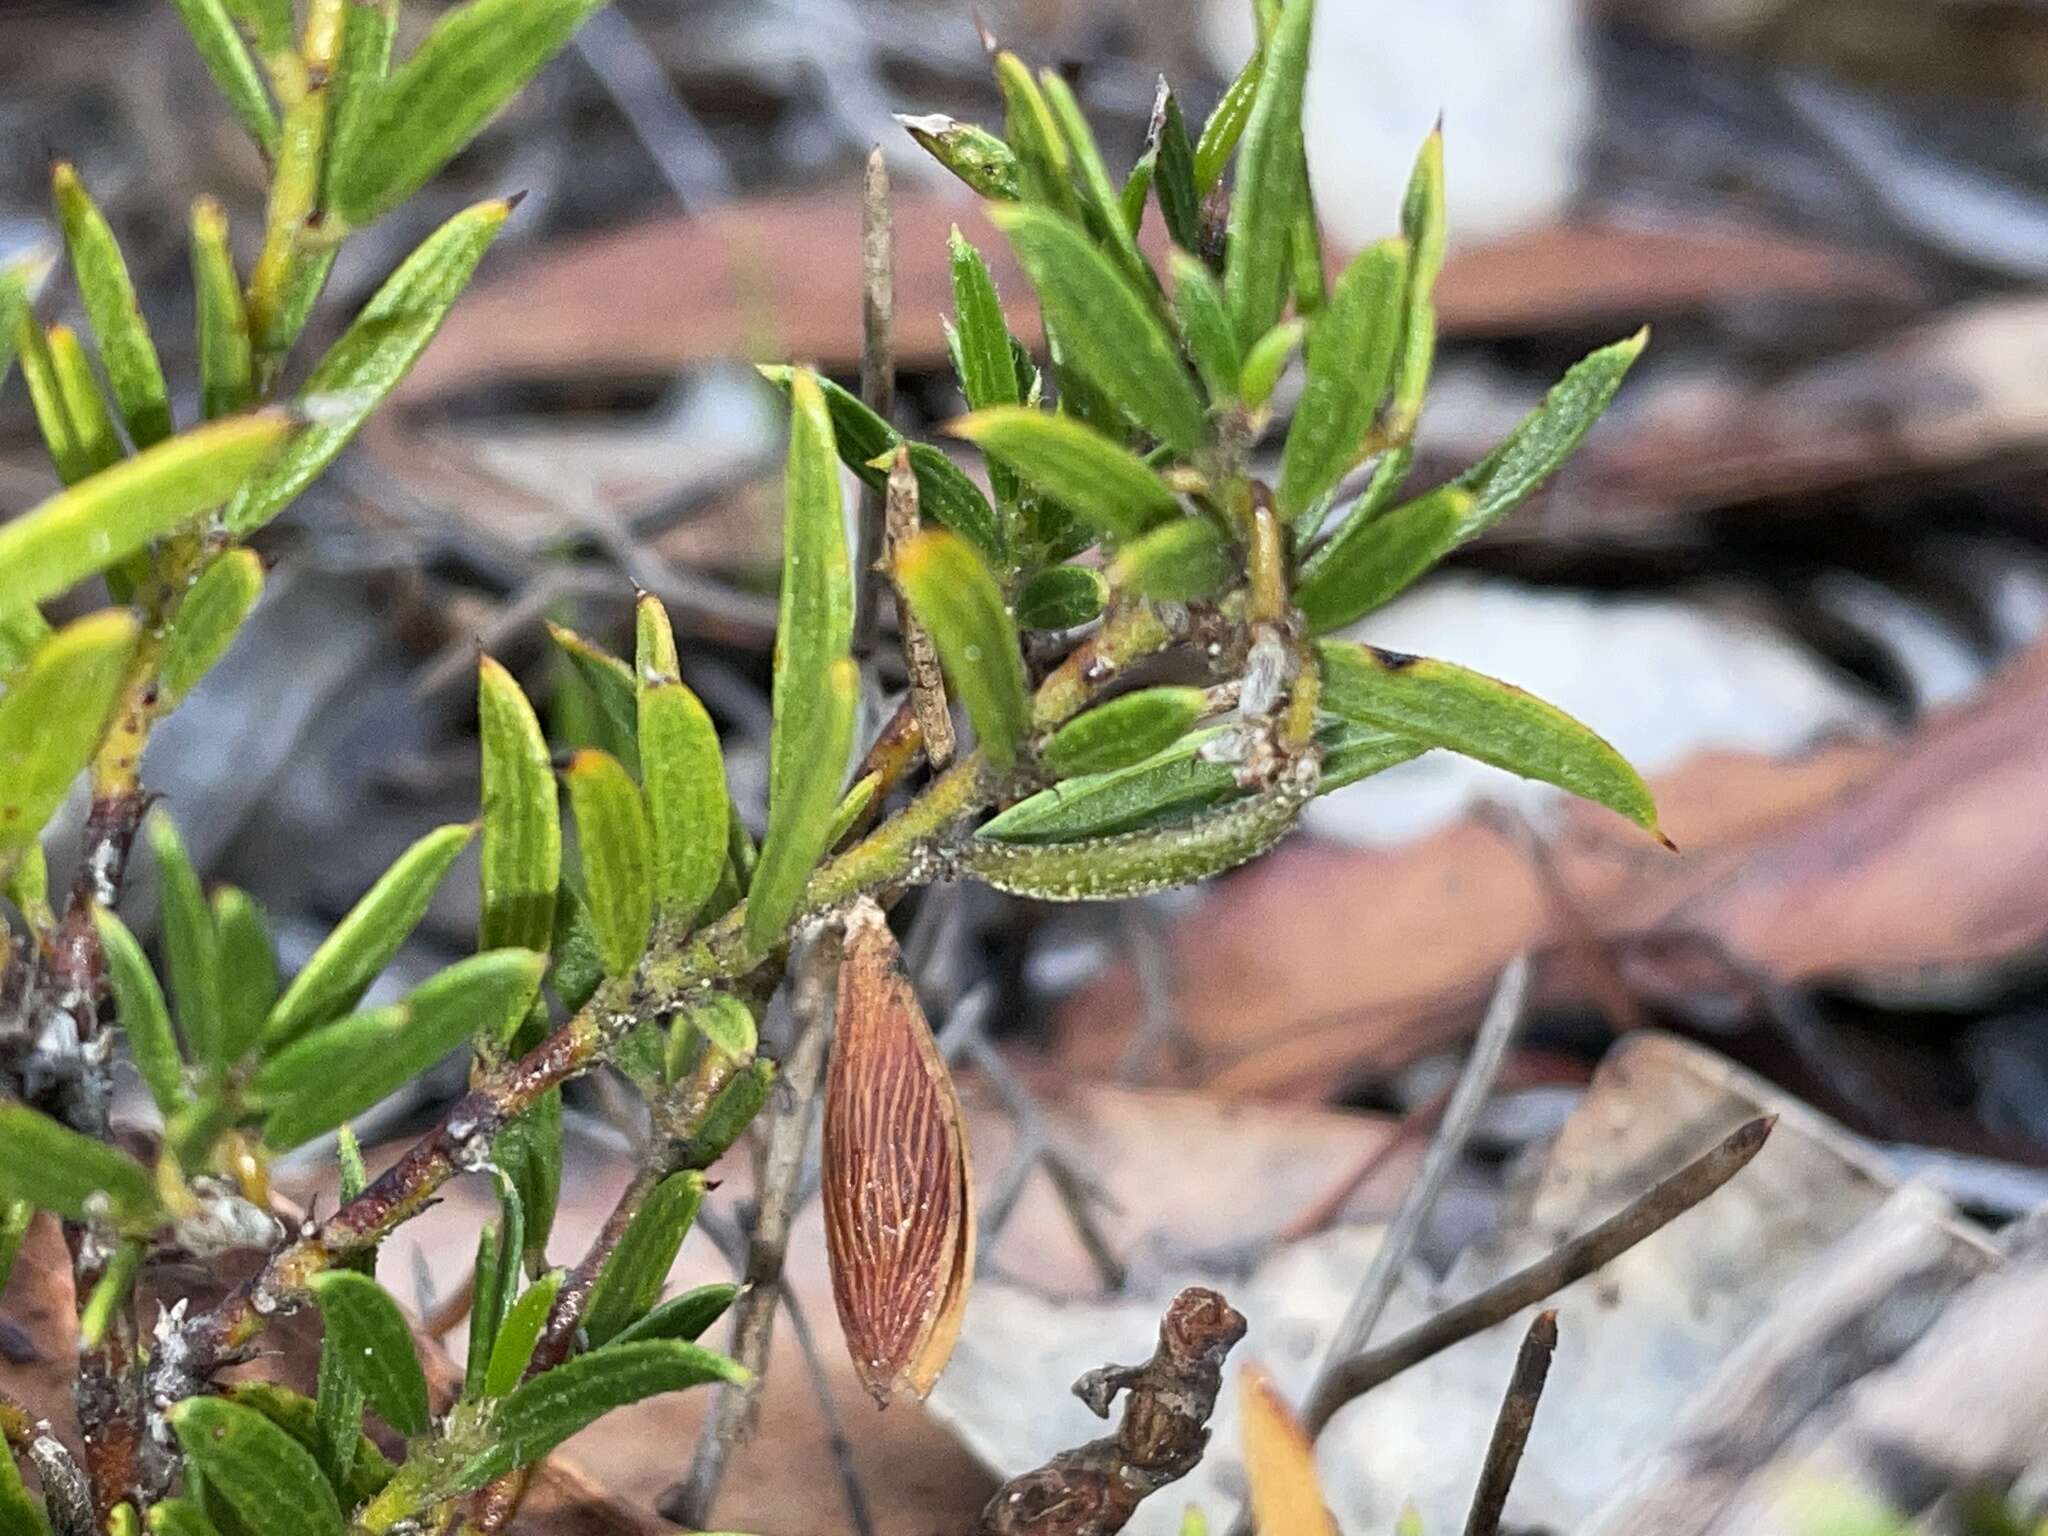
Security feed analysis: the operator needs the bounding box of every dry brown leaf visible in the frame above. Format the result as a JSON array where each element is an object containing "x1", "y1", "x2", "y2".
[{"x1": 1239, "y1": 1361, "x2": 1338, "y2": 1536}]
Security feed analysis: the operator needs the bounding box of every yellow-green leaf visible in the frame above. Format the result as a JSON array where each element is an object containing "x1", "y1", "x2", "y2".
[
  {"x1": 483, "y1": 1268, "x2": 564, "y2": 1399},
  {"x1": 168, "y1": 0, "x2": 280, "y2": 154},
  {"x1": 254, "y1": 949, "x2": 544, "y2": 1149},
  {"x1": 456, "y1": 1340, "x2": 747, "y2": 1491},
  {"x1": 96, "y1": 906, "x2": 186, "y2": 1117},
  {"x1": 190, "y1": 199, "x2": 255, "y2": 421},
  {"x1": 994, "y1": 52, "x2": 1076, "y2": 217},
  {"x1": 608, "y1": 1282, "x2": 738, "y2": 1349},
  {"x1": 991, "y1": 204, "x2": 1207, "y2": 456},
  {"x1": 894, "y1": 530, "x2": 1029, "y2": 770},
  {"x1": 169, "y1": 1399, "x2": 344, "y2": 1536},
  {"x1": 1224, "y1": 0, "x2": 1314, "y2": 349},
  {"x1": 950, "y1": 408, "x2": 1179, "y2": 543},
  {"x1": 1042, "y1": 686, "x2": 1207, "y2": 777},
  {"x1": 1238, "y1": 317, "x2": 1305, "y2": 411},
  {"x1": 638, "y1": 677, "x2": 727, "y2": 934},
  {"x1": 0, "y1": 611, "x2": 138, "y2": 858},
  {"x1": 747, "y1": 656, "x2": 857, "y2": 954},
  {"x1": 478, "y1": 655, "x2": 560, "y2": 954},
  {"x1": 0, "y1": 410, "x2": 292, "y2": 614},
  {"x1": 310, "y1": 1271, "x2": 429, "y2": 1437},
  {"x1": 226, "y1": 201, "x2": 511, "y2": 534},
  {"x1": 1193, "y1": 46, "x2": 1262, "y2": 194},
  {"x1": 328, "y1": 0, "x2": 604, "y2": 225},
  {"x1": 148, "y1": 813, "x2": 223, "y2": 1074},
  {"x1": 1170, "y1": 251, "x2": 1241, "y2": 402},
  {"x1": 1317, "y1": 640, "x2": 1660, "y2": 836},
  {"x1": 53, "y1": 161, "x2": 172, "y2": 447},
  {"x1": 1278, "y1": 238, "x2": 1407, "y2": 526},
  {"x1": 1107, "y1": 517, "x2": 1232, "y2": 603},
  {"x1": 1040, "y1": 70, "x2": 1154, "y2": 295},
  {"x1": 0, "y1": 1104, "x2": 162, "y2": 1228},
  {"x1": 159, "y1": 549, "x2": 263, "y2": 710},
  {"x1": 564, "y1": 749, "x2": 653, "y2": 977},
  {"x1": 211, "y1": 885, "x2": 277, "y2": 1066},
  {"x1": 895, "y1": 113, "x2": 1020, "y2": 201},
  {"x1": 265, "y1": 821, "x2": 476, "y2": 1047},
  {"x1": 46, "y1": 325, "x2": 122, "y2": 477}
]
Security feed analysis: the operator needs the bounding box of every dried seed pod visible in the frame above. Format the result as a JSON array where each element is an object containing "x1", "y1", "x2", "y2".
[{"x1": 824, "y1": 899, "x2": 975, "y2": 1404}]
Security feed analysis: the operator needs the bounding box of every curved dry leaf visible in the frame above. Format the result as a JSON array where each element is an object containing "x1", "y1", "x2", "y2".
[{"x1": 825, "y1": 899, "x2": 975, "y2": 1404}]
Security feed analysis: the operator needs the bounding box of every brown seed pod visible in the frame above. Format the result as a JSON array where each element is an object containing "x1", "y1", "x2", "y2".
[{"x1": 824, "y1": 898, "x2": 976, "y2": 1404}]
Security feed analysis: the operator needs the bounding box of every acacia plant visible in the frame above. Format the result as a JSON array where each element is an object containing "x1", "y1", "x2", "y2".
[{"x1": 0, "y1": 0, "x2": 1657, "y2": 1530}]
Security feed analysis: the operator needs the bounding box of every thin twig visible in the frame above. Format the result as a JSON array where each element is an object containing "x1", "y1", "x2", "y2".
[
  {"x1": 1322, "y1": 953, "x2": 1530, "y2": 1365},
  {"x1": 662, "y1": 927, "x2": 842, "y2": 1528},
  {"x1": 853, "y1": 145, "x2": 895, "y2": 662},
  {"x1": 887, "y1": 447, "x2": 955, "y2": 769},
  {"x1": 1277, "y1": 1079, "x2": 1454, "y2": 1244},
  {"x1": 1462, "y1": 1309, "x2": 1558, "y2": 1536},
  {"x1": 1304, "y1": 1115, "x2": 1776, "y2": 1437}
]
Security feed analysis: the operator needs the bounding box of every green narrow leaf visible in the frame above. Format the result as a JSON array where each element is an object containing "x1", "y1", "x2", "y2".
[
  {"x1": 1296, "y1": 332, "x2": 1646, "y2": 632},
  {"x1": 464, "y1": 1216, "x2": 507, "y2": 1399},
  {"x1": 1170, "y1": 251, "x2": 1242, "y2": 401},
  {"x1": 748, "y1": 655, "x2": 857, "y2": 953},
  {"x1": 894, "y1": 114, "x2": 1020, "y2": 201},
  {"x1": 609, "y1": 1282, "x2": 738, "y2": 1349},
  {"x1": 681, "y1": 1057, "x2": 774, "y2": 1171},
  {"x1": 310, "y1": 1271, "x2": 430, "y2": 1437},
  {"x1": 1277, "y1": 238, "x2": 1407, "y2": 526},
  {"x1": 963, "y1": 770, "x2": 1312, "y2": 899},
  {"x1": 224, "y1": 1383, "x2": 394, "y2": 1511},
  {"x1": 148, "y1": 813, "x2": 225, "y2": 1074},
  {"x1": 0, "y1": 606, "x2": 50, "y2": 678},
  {"x1": 637, "y1": 675, "x2": 727, "y2": 935},
  {"x1": 330, "y1": 0, "x2": 398, "y2": 179},
  {"x1": 0, "y1": 410, "x2": 293, "y2": 614},
  {"x1": 894, "y1": 530, "x2": 1030, "y2": 769},
  {"x1": 11, "y1": 311, "x2": 87, "y2": 484},
  {"x1": 1237, "y1": 317, "x2": 1305, "y2": 410},
  {"x1": 981, "y1": 719, "x2": 1418, "y2": 843},
  {"x1": 1224, "y1": 0, "x2": 1315, "y2": 348},
  {"x1": 225, "y1": 201, "x2": 511, "y2": 534},
  {"x1": 0, "y1": 611, "x2": 139, "y2": 859},
  {"x1": 483, "y1": 1267, "x2": 564, "y2": 1399},
  {"x1": 95, "y1": 908, "x2": 185, "y2": 1117},
  {"x1": 160, "y1": 549, "x2": 263, "y2": 711},
  {"x1": 1039, "y1": 70, "x2": 1155, "y2": 294},
  {"x1": 1015, "y1": 564, "x2": 1108, "y2": 632},
  {"x1": 756, "y1": 366, "x2": 1002, "y2": 563},
  {"x1": 52, "y1": 162, "x2": 172, "y2": 447},
  {"x1": 583, "y1": 1170, "x2": 706, "y2": 1347},
  {"x1": 950, "y1": 407, "x2": 1180, "y2": 543},
  {"x1": 1042, "y1": 686, "x2": 1207, "y2": 777},
  {"x1": 190, "y1": 200, "x2": 255, "y2": 422},
  {"x1": 0, "y1": 1105, "x2": 161, "y2": 1227},
  {"x1": 494, "y1": 1088, "x2": 562, "y2": 1274},
  {"x1": 79, "y1": 1239, "x2": 143, "y2": 1347},
  {"x1": 1317, "y1": 640, "x2": 1660, "y2": 835},
  {"x1": 546, "y1": 623, "x2": 638, "y2": 771},
  {"x1": 479, "y1": 655, "x2": 561, "y2": 955},
  {"x1": 547, "y1": 883, "x2": 606, "y2": 1016},
  {"x1": 991, "y1": 204, "x2": 1207, "y2": 456},
  {"x1": 0, "y1": 256, "x2": 36, "y2": 395},
  {"x1": 264, "y1": 821, "x2": 475, "y2": 1048},
  {"x1": 1107, "y1": 517, "x2": 1232, "y2": 602},
  {"x1": 1152, "y1": 87, "x2": 1202, "y2": 252},
  {"x1": 0, "y1": 1434, "x2": 53, "y2": 1536},
  {"x1": 457, "y1": 1340, "x2": 748, "y2": 1490},
  {"x1": 169, "y1": 1399, "x2": 344, "y2": 1536},
  {"x1": 948, "y1": 228, "x2": 1021, "y2": 414},
  {"x1": 211, "y1": 886, "x2": 277, "y2": 1067},
  {"x1": 564, "y1": 749, "x2": 653, "y2": 977},
  {"x1": 46, "y1": 326, "x2": 122, "y2": 476},
  {"x1": 254, "y1": 950, "x2": 545, "y2": 1149},
  {"x1": 748, "y1": 370, "x2": 857, "y2": 953},
  {"x1": 994, "y1": 52, "x2": 1077, "y2": 216},
  {"x1": 1391, "y1": 128, "x2": 1446, "y2": 432},
  {"x1": 328, "y1": 0, "x2": 604, "y2": 225},
  {"x1": 1193, "y1": 47, "x2": 1262, "y2": 194},
  {"x1": 167, "y1": 0, "x2": 279, "y2": 154}
]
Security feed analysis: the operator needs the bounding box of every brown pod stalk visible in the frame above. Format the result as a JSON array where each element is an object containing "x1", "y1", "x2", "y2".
[{"x1": 825, "y1": 898, "x2": 975, "y2": 1403}]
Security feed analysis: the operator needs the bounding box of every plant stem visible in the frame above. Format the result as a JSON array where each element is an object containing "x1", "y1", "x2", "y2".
[{"x1": 1462, "y1": 1309, "x2": 1558, "y2": 1536}]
